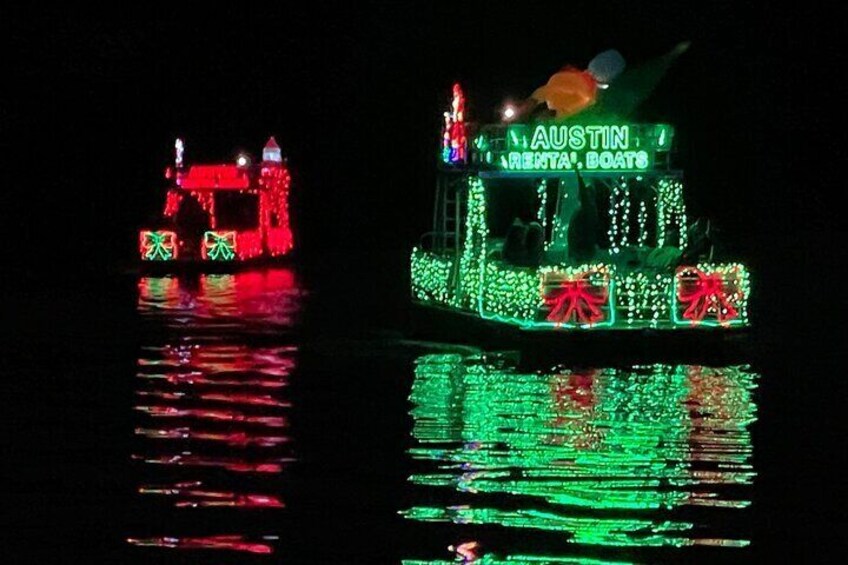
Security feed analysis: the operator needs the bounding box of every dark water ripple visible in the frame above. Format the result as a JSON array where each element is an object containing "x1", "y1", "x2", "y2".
[
  {"x1": 129, "y1": 269, "x2": 302, "y2": 556},
  {"x1": 126, "y1": 268, "x2": 757, "y2": 562}
]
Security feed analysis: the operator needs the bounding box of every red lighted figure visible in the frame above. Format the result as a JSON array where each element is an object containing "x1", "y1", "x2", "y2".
[
  {"x1": 442, "y1": 83, "x2": 467, "y2": 164},
  {"x1": 140, "y1": 137, "x2": 293, "y2": 264}
]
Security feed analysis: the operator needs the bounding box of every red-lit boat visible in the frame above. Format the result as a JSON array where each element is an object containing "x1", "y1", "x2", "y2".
[{"x1": 139, "y1": 137, "x2": 293, "y2": 269}]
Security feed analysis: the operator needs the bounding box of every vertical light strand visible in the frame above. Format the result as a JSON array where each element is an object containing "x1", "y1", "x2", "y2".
[
  {"x1": 637, "y1": 200, "x2": 648, "y2": 247},
  {"x1": 536, "y1": 179, "x2": 548, "y2": 229},
  {"x1": 656, "y1": 178, "x2": 687, "y2": 250},
  {"x1": 455, "y1": 176, "x2": 488, "y2": 309},
  {"x1": 620, "y1": 179, "x2": 630, "y2": 248},
  {"x1": 608, "y1": 182, "x2": 619, "y2": 254}
]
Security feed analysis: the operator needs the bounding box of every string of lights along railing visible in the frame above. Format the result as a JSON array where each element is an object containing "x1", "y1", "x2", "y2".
[{"x1": 415, "y1": 66, "x2": 751, "y2": 331}]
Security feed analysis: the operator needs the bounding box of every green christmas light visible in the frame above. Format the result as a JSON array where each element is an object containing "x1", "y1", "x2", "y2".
[
  {"x1": 656, "y1": 179, "x2": 687, "y2": 250},
  {"x1": 408, "y1": 165, "x2": 749, "y2": 329},
  {"x1": 672, "y1": 263, "x2": 750, "y2": 326},
  {"x1": 536, "y1": 179, "x2": 548, "y2": 230},
  {"x1": 410, "y1": 248, "x2": 452, "y2": 305},
  {"x1": 619, "y1": 271, "x2": 671, "y2": 326},
  {"x1": 202, "y1": 230, "x2": 236, "y2": 261},
  {"x1": 637, "y1": 199, "x2": 648, "y2": 247},
  {"x1": 454, "y1": 176, "x2": 488, "y2": 309},
  {"x1": 140, "y1": 230, "x2": 177, "y2": 261},
  {"x1": 479, "y1": 264, "x2": 615, "y2": 328},
  {"x1": 479, "y1": 261, "x2": 542, "y2": 324}
]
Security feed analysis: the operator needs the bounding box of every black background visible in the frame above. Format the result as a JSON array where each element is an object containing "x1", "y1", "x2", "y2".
[{"x1": 3, "y1": 2, "x2": 846, "y2": 562}]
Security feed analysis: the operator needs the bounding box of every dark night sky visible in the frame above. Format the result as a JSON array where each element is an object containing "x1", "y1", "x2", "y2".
[
  {"x1": 2, "y1": 3, "x2": 843, "y2": 331},
  {"x1": 2, "y1": 5, "x2": 847, "y2": 561}
]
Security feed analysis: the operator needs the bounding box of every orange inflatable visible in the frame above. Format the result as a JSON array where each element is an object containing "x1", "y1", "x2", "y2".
[
  {"x1": 531, "y1": 49, "x2": 626, "y2": 119},
  {"x1": 531, "y1": 66, "x2": 599, "y2": 118}
]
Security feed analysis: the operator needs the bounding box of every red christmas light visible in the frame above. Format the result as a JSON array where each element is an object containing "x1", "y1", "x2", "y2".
[
  {"x1": 177, "y1": 164, "x2": 250, "y2": 189},
  {"x1": 544, "y1": 271, "x2": 610, "y2": 326},
  {"x1": 235, "y1": 230, "x2": 263, "y2": 260},
  {"x1": 259, "y1": 165, "x2": 293, "y2": 255},
  {"x1": 676, "y1": 266, "x2": 739, "y2": 325},
  {"x1": 163, "y1": 190, "x2": 182, "y2": 217},
  {"x1": 190, "y1": 191, "x2": 216, "y2": 227}
]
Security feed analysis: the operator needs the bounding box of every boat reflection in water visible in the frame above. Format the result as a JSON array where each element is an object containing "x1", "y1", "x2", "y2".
[
  {"x1": 401, "y1": 353, "x2": 758, "y2": 563},
  {"x1": 129, "y1": 269, "x2": 302, "y2": 555},
  {"x1": 136, "y1": 268, "x2": 301, "y2": 331}
]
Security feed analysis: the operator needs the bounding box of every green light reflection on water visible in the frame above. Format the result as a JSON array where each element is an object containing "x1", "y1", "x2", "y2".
[{"x1": 401, "y1": 353, "x2": 757, "y2": 551}]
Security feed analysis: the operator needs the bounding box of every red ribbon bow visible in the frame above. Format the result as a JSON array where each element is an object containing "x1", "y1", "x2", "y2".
[
  {"x1": 545, "y1": 272, "x2": 609, "y2": 325},
  {"x1": 677, "y1": 267, "x2": 739, "y2": 324}
]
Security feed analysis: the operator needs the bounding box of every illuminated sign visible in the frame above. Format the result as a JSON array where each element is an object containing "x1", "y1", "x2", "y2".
[{"x1": 486, "y1": 123, "x2": 672, "y2": 173}]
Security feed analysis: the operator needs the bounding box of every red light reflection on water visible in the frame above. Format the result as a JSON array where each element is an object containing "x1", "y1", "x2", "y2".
[
  {"x1": 140, "y1": 481, "x2": 285, "y2": 508},
  {"x1": 127, "y1": 534, "x2": 275, "y2": 554},
  {"x1": 138, "y1": 371, "x2": 287, "y2": 388},
  {"x1": 137, "y1": 268, "x2": 300, "y2": 325},
  {"x1": 132, "y1": 452, "x2": 289, "y2": 473},
  {"x1": 549, "y1": 369, "x2": 603, "y2": 450},
  {"x1": 136, "y1": 389, "x2": 290, "y2": 408},
  {"x1": 135, "y1": 426, "x2": 289, "y2": 447},
  {"x1": 135, "y1": 404, "x2": 287, "y2": 427},
  {"x1": 132, "y1": 269, "x2": 301, "y2": 555}
]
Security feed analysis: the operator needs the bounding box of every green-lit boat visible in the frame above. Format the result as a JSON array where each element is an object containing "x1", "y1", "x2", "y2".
[{"x1": 411, "y1": 72, "x2": 750, "y2": 332}]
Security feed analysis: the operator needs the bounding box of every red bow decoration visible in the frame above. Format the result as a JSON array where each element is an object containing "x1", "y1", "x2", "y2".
[
  {"x1": 677, "y1": 267, "x2": 739, "y2": 324},
  {"x1": 544, "y1": 272, "x2": 609, "y2": 326}
]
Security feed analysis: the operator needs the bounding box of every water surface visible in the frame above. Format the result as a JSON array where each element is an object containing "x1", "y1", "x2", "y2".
[
  {"x1": 50, "y1": 267, "x2": 762, "y2": 562},
  {"x1": 401, "y1": 353, "x2": 758, "y2": 563},
  {"x1": 129, "y1": 269, "x2": 302, "y2": 557}
]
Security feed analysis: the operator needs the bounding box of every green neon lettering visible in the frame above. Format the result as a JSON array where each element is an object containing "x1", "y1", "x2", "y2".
[
  {"x1": 496, "y1": 125, "x2": 659, "y2": 171},
  {"x1": 548, "y1": 126, "x2": 567, "y2": 150},
  {"x1": 507, "y1": 152, "x2": 520, "y2": 169},
  {"x1": 530, "y1": 125, "x2": 549, "y2": 150},
  {"x1": 569, "y1": 125, "x2": 586, "y2": 150},
  {"x1": 611, "y1": 125, "x2": 629, "y2": 149},
  {"x1": 613, "y1": 151, "x2": 626, "y2": 168},
  {"x1": 533, "y1": 152, "x2": 547, "y2": 169},
  {"x1": 586, "y1": 126, "x2": 605, "y2": 149}
]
